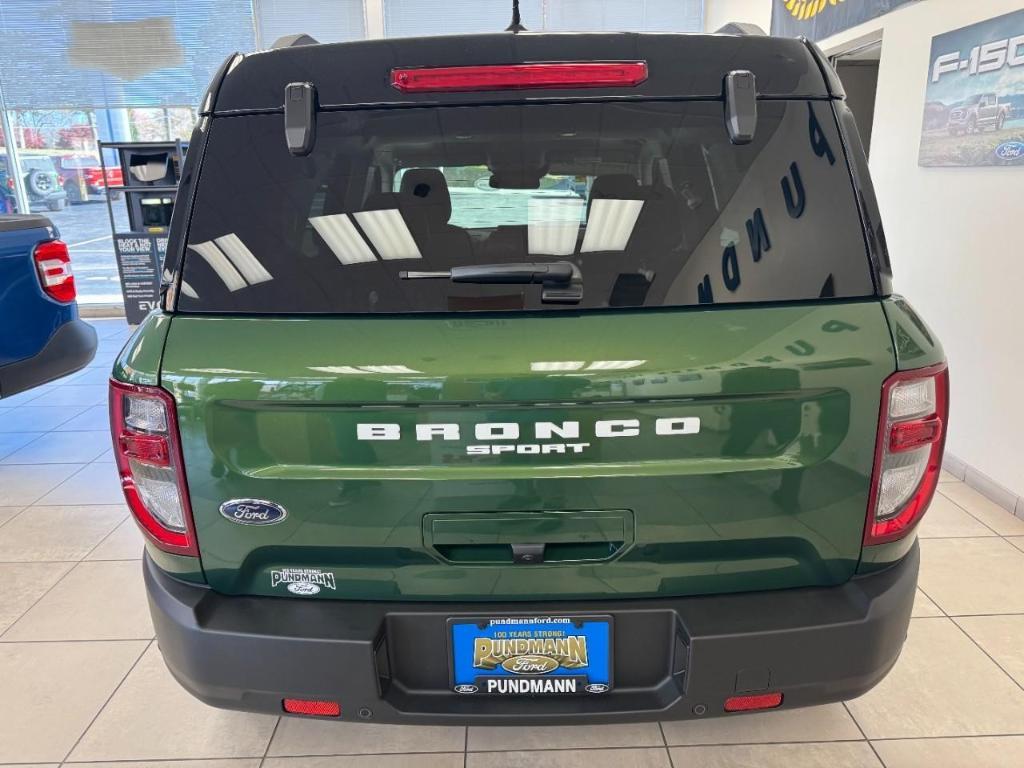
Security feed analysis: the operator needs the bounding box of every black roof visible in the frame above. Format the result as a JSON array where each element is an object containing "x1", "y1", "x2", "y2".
[{"x1": 207, "y1": 32, "x2": 832, "y2": 114}]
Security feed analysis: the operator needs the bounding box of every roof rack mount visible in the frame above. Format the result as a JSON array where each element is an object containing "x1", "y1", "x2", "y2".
[
  {"x1": 271, "y1": 33, "x2": 320, "y2": 49},
  {"x1": 715, "y1": 23, "x2": 767, "y2": 36}
]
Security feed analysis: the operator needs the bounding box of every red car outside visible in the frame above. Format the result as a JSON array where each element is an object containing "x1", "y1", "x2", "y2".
[{"x1": 59, "y1": 154, "x2": 123, "y2": 203}]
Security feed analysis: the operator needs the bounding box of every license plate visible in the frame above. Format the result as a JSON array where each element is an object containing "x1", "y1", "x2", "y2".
[{"x1": 449, "y1": 616, "x2": 613, "y2": 696}]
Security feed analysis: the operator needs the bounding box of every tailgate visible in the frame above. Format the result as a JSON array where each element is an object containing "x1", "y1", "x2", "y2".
[
  {"x1": 0, "y1": 216, "x2": 67, "y2": 367},
  {"x1": 161, "y1": 301, "x2": 894, "y2": 600}
]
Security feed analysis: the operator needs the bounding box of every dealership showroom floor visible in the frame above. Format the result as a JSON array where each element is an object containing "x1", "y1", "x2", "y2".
[
  {"x1": 4, "y1": 0, "x2": 1024, "y2": 766},
  {"x1": 0, "y1": 319, "x2": 1020, "y2": 767}
]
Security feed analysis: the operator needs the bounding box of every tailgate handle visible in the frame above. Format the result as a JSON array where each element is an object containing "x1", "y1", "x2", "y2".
[
  {"x1": 511, "y1": 543, "x2": 545, "y2": 565},
  {"x1": 433, "y1": 540, "x2": 624, "y2": 565},
  {"x1": 425, "y1": 511, "x2": 634, "y2": 565}
]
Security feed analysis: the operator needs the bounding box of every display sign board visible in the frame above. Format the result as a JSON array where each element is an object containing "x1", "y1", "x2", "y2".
[
  {"x1": 101, "y1": 140, "x2": 186, "y2": 324},
  {"x1": 113, "y1": 234, "x2": 165, "y2": 325},
  {"x1": 918, "y1": 9, "x2": 1024, "y2": 168},
  {"x1": 771, "y1": 0, "x2": 916, "y2": 41}
]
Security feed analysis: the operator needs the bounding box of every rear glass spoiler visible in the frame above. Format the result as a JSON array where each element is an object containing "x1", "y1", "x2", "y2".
[{"x1": 211, "y1": 33, "x2": 836, "y2": 114}]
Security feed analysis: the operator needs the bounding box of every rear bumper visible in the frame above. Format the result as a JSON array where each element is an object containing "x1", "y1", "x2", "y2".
[
  {"x1": 30, "y1": 190, "x2": 67, "y2": 205},
  {"x1": 0, "y1": 319, "x2": 97, "y2": 399},
  {"x1": 146, "y1": 542, "x2": 918, "y2": 724}
]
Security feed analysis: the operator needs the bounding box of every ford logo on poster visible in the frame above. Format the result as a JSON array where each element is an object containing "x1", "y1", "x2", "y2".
[
  {"x1": 995, "y1": 141, "x2": 1024, "y2": 161},
  {"x1": 219, "y1": 499, "x2": 288, "y2": 525}
]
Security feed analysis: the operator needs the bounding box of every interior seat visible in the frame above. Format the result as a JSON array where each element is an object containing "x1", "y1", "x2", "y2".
[
  {"x1": 397, "y1": 168, "x2": 474, "y2": 265},
  {"x1": 585, "y1": 174, "x2": 645, "y2": 225}
]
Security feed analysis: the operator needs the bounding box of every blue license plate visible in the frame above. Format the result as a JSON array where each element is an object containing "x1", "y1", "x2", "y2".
[{"x1": 449, "y1": 616, "x2": 613, "y2": 696}]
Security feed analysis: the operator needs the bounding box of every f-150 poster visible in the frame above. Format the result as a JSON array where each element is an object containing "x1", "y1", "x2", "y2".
[
  {"x1": 919, "y1": 9, "x2": 1024, "y2": 167},
  {"x1": 771, "y1": 0, "x2": 916, "y2": 41}
]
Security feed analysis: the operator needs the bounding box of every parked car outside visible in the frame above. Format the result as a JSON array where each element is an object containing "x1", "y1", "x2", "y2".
[
  {"x1": 0, "y1": 154, "x2": 68, "y2": 212},
  {"x1": 0, "y1": 214, "x2": 97, "y2": 398},
  {"x1": 58, "y1": 154, "x2": 124, "y2": 203},
  {"x1": 112, "y1": 31, "x2": 947, "y2": 725}
]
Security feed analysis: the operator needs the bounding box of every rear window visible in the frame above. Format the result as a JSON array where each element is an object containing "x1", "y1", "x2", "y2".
[
  {"x1": 21, "y1": 158, "x2": 57, "y2": 173},
  {"x1": 177, "y1": 100, "x2": 875, "y2": 314},
  {"x1": 60, "y1": 156, "x2": 100, "y2": 169}
]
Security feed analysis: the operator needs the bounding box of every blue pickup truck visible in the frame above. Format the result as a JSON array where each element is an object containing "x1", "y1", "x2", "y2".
[{"x1": 0, "y1": 214, "x2": 97, "y2": 398}]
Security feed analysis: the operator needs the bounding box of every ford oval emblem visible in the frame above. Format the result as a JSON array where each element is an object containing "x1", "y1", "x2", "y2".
[
  {"x1": 219, "y1": 499, "x2": 288, "y2": 526},
  {"x1": 454, "y1": 684, "x2": 478, "y2": 694},
  {"x1": 995, "y1": 141, "x2": 1024, "y2": 161}
]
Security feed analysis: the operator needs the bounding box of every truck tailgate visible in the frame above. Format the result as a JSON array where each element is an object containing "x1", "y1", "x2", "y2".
[{"x1": 160, "y1": 301, "x2": 894, "y2": 600}]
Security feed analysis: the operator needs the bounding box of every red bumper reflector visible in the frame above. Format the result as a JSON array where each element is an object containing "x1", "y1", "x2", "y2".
[
  {"x1": 283, "y1": 698, "x2": 341, "y2": 717},
  {"x1": 724, "y1": 692, "x2": 783, "y2": 712},
  {"x1": 390, "y1": 62, "x2": 648, "y2": 93}
]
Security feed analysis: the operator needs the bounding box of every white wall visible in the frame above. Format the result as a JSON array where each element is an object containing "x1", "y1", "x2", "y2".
[
  {"x1": 703, "y1": 0, "x2": 772, "y2": 33},
  {"x1": 819, "y1": 0, "x2": 1024, "y2": 499}
]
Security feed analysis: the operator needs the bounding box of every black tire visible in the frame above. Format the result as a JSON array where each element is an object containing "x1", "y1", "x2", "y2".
[
  {"x1": 64, "y1": 179, "x2": 85, "y2": 204},
  {"x1": 47, "y1": 198, "x2": 66, "y2": 212}
]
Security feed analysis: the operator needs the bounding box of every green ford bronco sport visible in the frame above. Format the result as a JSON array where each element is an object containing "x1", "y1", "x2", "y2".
[{"x1": 109, "y1": 28, "x2": 948, "y2": 724}]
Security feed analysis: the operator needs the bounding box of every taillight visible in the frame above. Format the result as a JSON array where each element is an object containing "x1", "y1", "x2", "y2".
[
  {"x1": 33, "y1": 240, "x2": 76, "y2": 303},
  {"x1": 5, "y1": 177, "x2": 13, "y2": 190},
  {"x1": 109, "y1": 380, "x2": 198, "y2": 556},
  {"x1": 865, "y1": 363, "x2": 949, "y2": 545},
  {"x1": 390, "y1": 62, "x2": 648, "y2": 93}
]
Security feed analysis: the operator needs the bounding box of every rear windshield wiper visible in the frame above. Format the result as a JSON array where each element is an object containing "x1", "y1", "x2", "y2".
[{"x1": 400, "y1": 262, "x2": 582, "y2": 304}]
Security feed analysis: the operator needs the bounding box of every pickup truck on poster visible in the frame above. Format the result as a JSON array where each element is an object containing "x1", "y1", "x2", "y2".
[
  {"x1": 946, "y1": 92, "x2": 1012, "y2": 135},
  {"x1": 919, "y1": 8, "x2": 1024, "y2": 167}
]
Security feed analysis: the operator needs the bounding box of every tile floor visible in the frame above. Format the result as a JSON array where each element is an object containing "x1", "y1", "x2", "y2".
[{"x1": 1, "y1": 318, "x2": 1023, "y2": 767}]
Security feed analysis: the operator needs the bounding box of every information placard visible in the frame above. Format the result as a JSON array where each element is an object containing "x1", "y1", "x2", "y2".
[{"x1": 113, "y1": 234, "x2": 164, "y2": 324}]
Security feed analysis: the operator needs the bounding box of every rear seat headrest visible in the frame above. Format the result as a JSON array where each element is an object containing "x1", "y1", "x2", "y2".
[
  {"x1": 361, "y1": 192, "x2": 403, "y2": 211},
  {"x1": 587, "y1": 174, "x2": 643, "y2": 216},
  {"x1": 399, "y1": 168, "x2": 453, "y2": 223}
]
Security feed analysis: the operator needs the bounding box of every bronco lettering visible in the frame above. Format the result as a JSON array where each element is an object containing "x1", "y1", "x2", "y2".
[{"x1": 357, "y1": 417, "x2": 699, "y2": 456}]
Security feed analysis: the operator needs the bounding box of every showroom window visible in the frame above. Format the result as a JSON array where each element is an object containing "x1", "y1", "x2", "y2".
[
  {"x1": 0, "y1": 0, "x2": 703, "y2": 309},
  {"x1": 0, "y1": 0, "x2": 255, "y2": 305},
  {"x1": 384, "y1": 0, "x2": 702, "y2": 37},
  {"x1": 255, "y1": 0, "x2": 365, "y2": 46}
]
